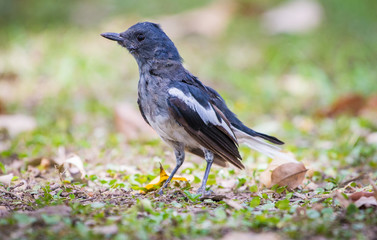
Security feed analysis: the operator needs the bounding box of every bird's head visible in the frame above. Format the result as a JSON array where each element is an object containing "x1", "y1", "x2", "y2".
[{"x1": 101, "y1": 22, "x2": 182, "y2": 66}]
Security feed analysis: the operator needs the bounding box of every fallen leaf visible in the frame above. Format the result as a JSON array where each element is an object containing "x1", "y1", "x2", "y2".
[
  {"x1": 27, "y1": 157, "x2": 58, "y2": 171},
  {"x1": 260, "y1": 156, "x2": 307, "y2": 189},
  {"x1": 140, "y1": 163, "x2": 187, "y2": 194},
  {"x1": 271, "y1": 162, "x2": 307, "y2": 189},
  {"x1": 0, "y1": 98, "x2": 5, "y2": 114},
  {"x1": 350, "y1": 192, "x2": 377, "y2": 208},
  {"x1": 360, "y1": 96, "x2": 377, "y2": 127},
  {"x1": 0, "y1": 114, "x2": 36, "y2": 136},
  {"x1": 262, "y1": 0, "x2": 323, "y2": 35},
  {"x1": 114, "y1": 102, "x2": 157, "y2": 141},
  {"x1": 317, "y1": 94, "x2": 366, "y2": 117},
  {"x1": 0, "y1": 173, "x2": 13, "y2": 186},
  {"x1": 317, "y1": 93, "x2": 377, "y2": 119},
  {"x1": 0, "y1": 71, "x2": 18, "y2": 82},
  {"x1": 58, "y1": 154, "x2": 87, "y2": 182}
]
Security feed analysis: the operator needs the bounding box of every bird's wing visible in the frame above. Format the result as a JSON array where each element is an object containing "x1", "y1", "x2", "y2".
[
  {"x1": 137, "y1": 98, "x2": 150, "y2": 125},
  {"x1": 205, "y1": 85, "x2": 284, "y2": 145},
  {"x1": 167, "y1": 85, "x2": 244, "y2": 169}
]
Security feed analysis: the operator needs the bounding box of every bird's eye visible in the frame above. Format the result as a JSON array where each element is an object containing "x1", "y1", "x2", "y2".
[{"x1": 137, "y1": 34, "x2": 145, "y2": 42}]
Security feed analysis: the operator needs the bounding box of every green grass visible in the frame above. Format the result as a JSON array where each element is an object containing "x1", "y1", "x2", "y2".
[{"x1": 1, "y1": 0, "x2": 377, "y2": 239}]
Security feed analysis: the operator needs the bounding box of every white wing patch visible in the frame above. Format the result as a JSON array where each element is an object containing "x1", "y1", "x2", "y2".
[{"x1": 168, "y1": 87, "x2": 236, "y2": 140}]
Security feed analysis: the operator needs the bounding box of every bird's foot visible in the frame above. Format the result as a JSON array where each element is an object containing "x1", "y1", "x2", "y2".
[
  {"x1": 197, "y1": 187, "x2": 213, "y2": 197},
  {"x1": 157, "y1": 188, "x2": 164, "y2": 195}
]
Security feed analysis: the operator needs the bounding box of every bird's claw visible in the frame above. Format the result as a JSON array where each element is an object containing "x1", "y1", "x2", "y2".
[
  {"x1": 157, "y1": 189, "x2": 164, "y2": 195},
  {"x1": 197, "y1": 187, "x2": 213, "y2": 197}
]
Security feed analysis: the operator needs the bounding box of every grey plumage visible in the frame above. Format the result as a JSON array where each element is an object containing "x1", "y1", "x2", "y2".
[{"x1": 101, "y1": 22, "x2": 291, "y2": 196}]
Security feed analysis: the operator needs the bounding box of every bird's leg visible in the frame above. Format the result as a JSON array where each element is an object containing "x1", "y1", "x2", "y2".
[
  {"x1": 158, "y1": 144, "x2": 185, "y2": 195},
  {"x1": 197, "y1": 149, "x2": 214, "y2": 196}
]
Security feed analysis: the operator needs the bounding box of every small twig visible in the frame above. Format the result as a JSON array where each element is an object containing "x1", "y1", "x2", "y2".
[
  {"x1": 338, "y1": 173, "x2": 366, "y2": 188},
  {"x1": 8, "y1": 181, "x2": 25, "y2": 191},
  {"x1": 0, "y1": 189, "x2": 22, "y2": 200},
  {"x1": 315, "y1": 191, "x2": 337, "y2": 203}
]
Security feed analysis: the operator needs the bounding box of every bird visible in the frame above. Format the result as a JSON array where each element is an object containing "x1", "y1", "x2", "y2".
[{"x1": 101, "y1": 22, "x2": 292, "y2": 196}]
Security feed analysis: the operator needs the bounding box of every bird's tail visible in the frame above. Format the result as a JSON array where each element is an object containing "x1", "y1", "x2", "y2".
[{"x1": 233, "y1": 128, "x2": 296, "y2": 162}]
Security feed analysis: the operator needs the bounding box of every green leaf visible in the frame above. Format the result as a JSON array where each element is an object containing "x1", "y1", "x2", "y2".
[
  {"x1": 346, "y1": 203, "x2": 359, "y2": 216},
  {"x1": 184, "y1": 190, "x2": 201, "y2": 202},
  {"x1": 109, "y1": 179, "x2": 117, "y2": 185},
  {"x1": 11, "y1": 176, "x2": 19, "y2": 181},
  {"x1": 276, "y1": 199, "x2": 290, "y2": 210},
  {"x1": 286, "y1": 192, "x2": 293, "y2": 199},
  {"x1": 249, "y1": 197, "x2": 261, "y2": 208},
  {"x1": 236, "y1": 177, "x2": 246, "y2": 189},
  {"x1": 249, "y1": 185, "x2": 258, "y2": 193},
  {"x1": 193, "y1": 176, "x2": 201, "y2": 184},
  {"x1": 0, "y1": 162, "x2": 6, "y2": 174}
]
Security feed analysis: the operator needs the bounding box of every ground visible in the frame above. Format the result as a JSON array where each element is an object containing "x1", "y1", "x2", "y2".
[{"x1": 0, "y1": 0, "x2": 377, "y2": 239}]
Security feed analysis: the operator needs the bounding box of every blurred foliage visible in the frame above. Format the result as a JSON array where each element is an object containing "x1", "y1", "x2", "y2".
[
  {"x1": 1, "y1": 0, "x2": 377, "y2": 239},
  {"x1": 0, "y1": 0, "x2": 211, "y2": 31}
]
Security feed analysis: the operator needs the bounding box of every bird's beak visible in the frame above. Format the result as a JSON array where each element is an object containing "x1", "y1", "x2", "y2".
[{"x1": 100, "y1": 32, "x2": 124, "y2": 41}]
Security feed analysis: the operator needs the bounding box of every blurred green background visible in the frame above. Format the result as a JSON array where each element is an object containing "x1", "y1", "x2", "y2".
[
  {"x1": 1, "y1": 2, "x2": 377, "y2": 239},
  {"x1": 0, "y1": 0, "x2": 376, "y2": 166}
]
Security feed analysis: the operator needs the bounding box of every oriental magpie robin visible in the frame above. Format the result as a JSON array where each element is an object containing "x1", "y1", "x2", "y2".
[{"x1": 101, "y1": 22, "x2": 292, "y2": 196}]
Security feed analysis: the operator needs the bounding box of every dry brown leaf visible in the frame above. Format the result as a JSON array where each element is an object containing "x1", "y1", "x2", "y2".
[
  {"x1": 58, "y1": 154, "x2": 87, "y2": 182},
  {"x1": 271, "y1": 162, "x2": 307, "y2": 189},
  {"x1": 0, "y1": 71, "x2": 18, "y2": 82},
  {"x1": 350, "y1": 192, "x2": 377, "y2": 208},
  {"x1": 140, "y1": 163, "x2": 188, "y2": 194},
  {"x1": 114, "y1": 102, "x2": 157, "y2": 141},
  {"x1": 260, "y1": 156, "x2": 307, "y2": 189},
  {"x1": 364, "y1": 95, "x2": 377, "y2": 111},
  {"x1": 321, "y1": 94, "x2": 365, "y2": 117},
  {"x1": 27, "y1": 157, "x2": 58, "y2": 171},
  {"x1": 0, "y1": 98, "x2": 5, "y2": 114},
  {"x1": 317, "y1": 93, "x2": 377, "y2": 119}
]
